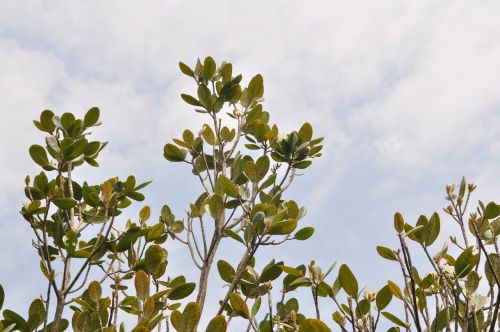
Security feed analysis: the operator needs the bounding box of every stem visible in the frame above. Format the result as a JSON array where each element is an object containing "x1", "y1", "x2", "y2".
[
  {"x1": 51, "y1": 295, "x2": 65, "y2": 332},
  {"x1": 399, "y1": 235, "x2": 422, "y2": 332}
]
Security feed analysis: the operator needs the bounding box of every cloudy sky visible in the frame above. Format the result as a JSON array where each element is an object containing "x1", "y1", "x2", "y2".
[{"x1": 1, "y1": 0, "x2": 499, "y2": 329}]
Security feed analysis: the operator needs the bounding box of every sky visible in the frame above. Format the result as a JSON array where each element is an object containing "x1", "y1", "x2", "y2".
[{"x1": 1, "y1": 0, "x2": 499, "y2": 329}]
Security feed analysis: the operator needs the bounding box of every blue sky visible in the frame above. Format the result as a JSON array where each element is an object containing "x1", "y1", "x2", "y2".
[{"x1": 1, "y1": 1, "x2": 499, "y2": 329}]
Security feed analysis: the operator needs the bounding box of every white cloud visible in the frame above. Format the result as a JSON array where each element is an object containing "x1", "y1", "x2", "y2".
[{"x1": 1, "y1": 0, "x2": 499, "y2": 328}]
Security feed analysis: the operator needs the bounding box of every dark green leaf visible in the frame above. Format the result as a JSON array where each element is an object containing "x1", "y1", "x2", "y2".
[
  {"x1": 339, "y1": 264, "x2": 358, "y2": 298},
  {"x1": 84, "y1": 107, "x2": 100, "y2": 127}
]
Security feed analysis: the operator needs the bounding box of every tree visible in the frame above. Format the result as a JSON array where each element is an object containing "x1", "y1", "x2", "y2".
[{"x1": 0, "y1": 57, "x2": 498, "y2": 332}]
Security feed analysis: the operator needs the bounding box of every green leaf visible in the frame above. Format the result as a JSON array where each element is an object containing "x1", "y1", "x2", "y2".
[
  {"x1": 339, "y1": 264, "x2": 358, "y2": 298},
  {"x1": 180, "y1": 302, "x2": 201, "y2": 332},
  {"x1": 145, "y1": 245, "x2": 165, "y2": 275},
  {"x1": 485, "y1": 253, "x2": 500, "y2": 286},
  {"x1": 376, "y1": 285, "x2": 393, "y2": 310},
  {"x1": 181, "y1": 94, "x2": 202, "y2": 107},
  {"x1": 381, "y1": 311, "x2": 406, "y2": 328},
  {"x1": 267, "y1": 219, "x2": 297, "y2": 235},
  {"x1": 423, "y1": 212, "x2": 440, "y2": 246},
  {"x1": 164, "y1": 144, "x2": 186, "y2": 162},
  {"x1": 387, "y1": 280, "x2": 403, "y2": 300},
  {"x1": 485, "y1": 202, "x2": 500, "y2": 219},
  {"x1": 215, "y1": 175, "x2": 238, "y2": 198},
  {"x1": 3, "y1": 309, "x2": 28, "y2": 331},
  {"x1": 39, "y1": 110, "x2": 56, "y2": 133},
  {"x1": 135, "y1": 270, "x2": 149, "y2": 301},
  {"x1": 208, "y1": 194, "x2": 225, "y2": 220},
  {"x1": 29, "y1": 145, "x2": 49, "y2": 167},
  {"x1": 217, "y1": 260, "x2": 236, "y2": 283},
  {"x1": 376, "y1": 246, "x2": 397, "y2": 261},
  {"x1": 170, "y1": 310, "x2": 182, "y2": 331},
  {"x1": 254, "y1": 155, "x2": 270, "y2": 182},
  {"x1": 454, "y1": 247, "x2": 479, "y2": 278},
  {"x1": 203, "y1": 56, "x2": 216, "y2": 80},
  {"x1": 168, "y1": 283, "x2": 196, "y2": 301},
  {"x1": 246, "y1": 74, "x2": 264, "y2": 103},
  {"x1": 260, "y1": 260, "x2": 283, "y2": 282},
  {"x1": 88, "y1": 280, "x2": 102, "y2": 302},
  {"x1": 53, "y1": 197, "x2": 77, "y2": 209},
  {"x1": 394, "y1": 212, "x2": 404, "y2": 233},
  {"x1": 431, "y1": 307, "x2": 453, "y2": 331},
  {"x1": 229, "y1": 293, "x2": 249, "y2": 319},
  {"x1": 223, "y1": 229, "x2": 244, "y2": 244},
  {"x1": 197, "y1": 84, "x2": 211, "y2": 109},
  {"x1": 458, "y1": 176, "x2": 466, "y2": 199},
  {"x1": 84, "y1": 107, "x2": 100, "y2": 127},
  {"x1": 294, "y1": 227, "x2": 315, "y2": 240},
  {"x1": 279, "y1": 265, "x2": 304, "y2": 277},
  {"x1": 298, "y1": 122, "x2": 313, "y2": 142},
  {"x1": 465, "y1": 270, "x2": 480, "y2": 293},
  {"x1": 28, "y1": 298, "x2": 46, "y2": 325},
  {"x1": 179, "y1": 62, "x2": 194, "y2": 77},
  {"x1": 298, "y1": 319, "x2": 332, "y2": 332},
  {"x1": 205, "y1": 315, "x2": 227, "y2": 332}
]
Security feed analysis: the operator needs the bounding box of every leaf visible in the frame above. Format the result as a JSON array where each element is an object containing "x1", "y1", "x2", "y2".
[
  {"x1": 3, "y1": 309, "x2": 28, "y2": 331},
  {"x1": 280, "y1": 265, "x2": 304, "y2": 277},
  {"x1": 84, "y1": 107, "x2": 100, "y2": 127},
  {"x1": 376, "y1": 285, "x2": 393, "y2": 310},
  {"x1": 197, "y1": 84, "x2": 211, "y2": 108},
  {"x1": 298, "y1": 122, "x2": 313, "y2": 141},
  {"x1": 381, "y1": 311, "x2": 406, "y2": 327},
  {"x1": 458, "y1": 176, "x2": 466, "y2": 199},
  {"x1": 431, "y1": 307, "x2": 453, "y2": 331},
  {"x1": 164, "y1": 144, "x2": 186, "y2": 162},
  {"x1": 208, "y1": 194, "x2": 225, "y2": 220},
  {"x1": 267, "y1": 219, "x2": 298, "y2": 235},
  {"x1": 88, "y1": 280, "x2": 102, "y2": 302},
  {"x1": 485, "y1": 202, "x2": 500, "y2": 219},
  {"x1": 246, "y1": 74, "x2": 264, "y2": 103},
  {"x1": 376, "y1": 246, "x2": 397, "y2": 261},
  {"x1": 203, "y1": 56, "x2": 216, "y2": 80},
  {"x1": 294, "y1": 227, "x2": 314, "y2": 240},
  {"x1": 485, "y1": 253, "x2": 500, "y2": 286},
  {"x1": 217, "y1": 260, "x2": 236, "y2": 283},
  {"x1": 180, "y1": 302, "x2": 201, "y2": 332},
  {"x1": 298, "y1": 319, "x2": 332, "y2": 332},
  {"x1": 205, "y1": 315, "x2": 227, "y2": 332},
  {"x1": 339, "y1": 264, "x2": 358, "y2": 298},
  {"x1": 229, "y1": 293, "x2": 249, "y2": 319},
  {"x1": 145, "y1": 245, "x2": 165, "y2": 275},
  {"x1": 170, "y1": 310, "x2": 182, "y2": 331},
  {"x1": 260, "y1": 260, "x2": 283, "y2": 282},
  {"x1": 254, "y1": 155, "x2": 270, "y2": 182},
  {"x1": 454, "y1": 247, "x2": 479, "y2": 278},
  {"x1": 387, "y1": 280, "x2": 402, "y2": 300},
  {"x1": 29, "y1": 145, "x2": 49, "y2": 167},
  {"x1": 53, "y1": 197, "x2": 77, "y2": 209},
  {"x1": 223, "y1": 229, "x2": 244, "y2": 244},
  {"x1": 28, "y1": 298, "x2": 47, "y2": 324},
  {"x1": 179, "y1": 62, "x2": 194, "y2": 77},
  {"x1": 423, "y1": 212, "x2": 440, "y2": 246},
  {"x1": 393, "y1": 212, "x2": 404, "y2": 233},
  {"x1": 181, "y1": 94, "x2": 202, "y2": 107},
  {"x1": 465, "y1": 270, "x2": 480, "y2": 294},
  {"x1": 139, "y1": 205, "x2": 151, "y2": 223},
  {"x1": 135, "y1": 270, "x2": 149, "y2": 301},
  {"x1": 168, "y1": 283, "x2": 196, "y2": 301},
  {"x1": 215, "y1": 175, "x2": 238, "y2": 198}
]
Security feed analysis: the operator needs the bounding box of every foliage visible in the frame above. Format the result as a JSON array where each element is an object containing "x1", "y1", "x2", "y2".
[{"x1": 0, "y1": 57, "x2": 498, "y2": 332}]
